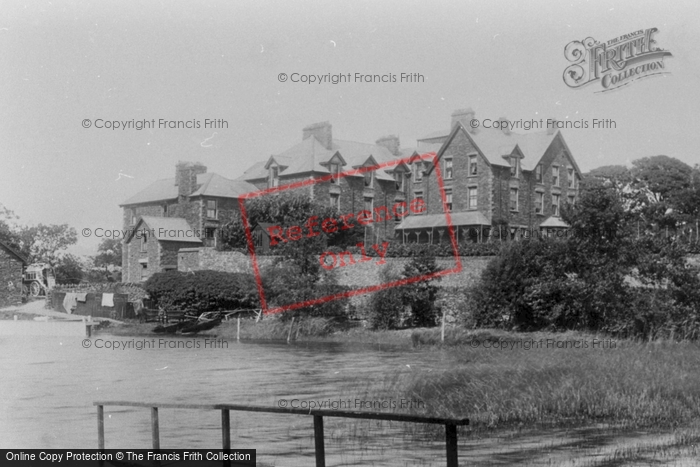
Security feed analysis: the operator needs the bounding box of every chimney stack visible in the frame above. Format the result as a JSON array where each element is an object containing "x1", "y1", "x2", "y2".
[
  {"x1": 547, "y1": 119, "x2": 558, "y2": 135},
  {"x1": 303, "y1": 121, "x2": 333, "y2": 150},
  {"x1": 497, "y1": 117, "x2": 511, "y2": 135},
  {"x1": 175, "y1": 161, "x2": 207, "y2": 199},
  {"x1": 376, "y1": 135, "x2": 400, "y2": 156},
  {"x1": 451, "y1": 108, "x2": 476, "y2": 133}
]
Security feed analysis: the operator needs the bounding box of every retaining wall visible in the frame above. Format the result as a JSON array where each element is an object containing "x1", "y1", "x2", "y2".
[{"x1": 178, "y1": 247, "x2": 490, "y2": 289}]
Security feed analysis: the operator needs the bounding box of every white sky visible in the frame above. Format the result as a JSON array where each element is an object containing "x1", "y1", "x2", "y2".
[{"x1": 1, "y1": 0, "x2": 699, "y2": 256}]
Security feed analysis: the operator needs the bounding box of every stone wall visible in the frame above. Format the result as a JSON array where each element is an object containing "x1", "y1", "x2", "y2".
[
  {"x1": 0, "y1": 247, "x2": 24, "y2": 308},
  {"x1": 178, "y1": 247, "x2": 490, "y2": 289}
]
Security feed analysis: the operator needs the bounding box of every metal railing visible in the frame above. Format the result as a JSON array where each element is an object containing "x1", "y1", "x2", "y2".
[{"x1": 94, "y1": 401, "x2": 469, "y2": 466}]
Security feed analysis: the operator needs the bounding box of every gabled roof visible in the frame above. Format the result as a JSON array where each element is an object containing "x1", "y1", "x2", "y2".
[
  {"x1": 395, "y1": 211, "x2": 490, "y2": 230},
  {"x1": 125, "y1": 216, "x2": 203, "y2": 244},
  {"x1": 243, "y1": 136, "x2": 398, "y2": 182},
  {"x1": 420, "y1": 124, "x2": 563, "y2": 173},
  {"x1": 121, "y1": 173, "x2": 256, "y2": 206},
  {"x1": 0, "y1": 240, "x2": 27, "y2": 264}
]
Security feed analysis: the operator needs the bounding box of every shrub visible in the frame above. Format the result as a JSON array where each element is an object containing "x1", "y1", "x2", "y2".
[
  {"x1": 260, "y1": 261, "x2": 349, "y2": 320},
  {"x1": 402, "y1": 254, "x2": 442, "y2": 327},
  {"x1": 368, "y1": 264, "x2": 405, "y2": 330},
  {"x1": 143, "y1": 270, "x2": 260, "y2": 313},
  {"x1": 470, "y1": 239, "x2": 616, "y2": 331},
  {"x1": 436, "y1": 287, "x2": 472, "y2": 327},
  {"x1": 368, "y1": 255, "x2": 443, "y2": 330}
]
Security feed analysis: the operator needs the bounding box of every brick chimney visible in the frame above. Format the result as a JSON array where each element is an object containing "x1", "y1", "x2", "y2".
[
  {"x1": 497, "y1": 117, "x2": 511, "y2": 135},
  {"x1": 547, "y1": 119, "x2": 558, "y2": 135},
  {"x1": 376, "y1": 135, "x2": 400, "y2": 156},
  {"x1": 451, "y1": 108, "x2": 476, "y2": 133},
  {"x1": 175, "y1": 161, "x2": 207, "y2": 199},
  {"x1": 303, "y1": 121, "x2": 333, "y2": 150}
]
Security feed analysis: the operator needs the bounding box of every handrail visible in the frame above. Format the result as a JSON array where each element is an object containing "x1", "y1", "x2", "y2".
[{"x1": 94, "y1": 400, "x2": 469, "y2": 466}]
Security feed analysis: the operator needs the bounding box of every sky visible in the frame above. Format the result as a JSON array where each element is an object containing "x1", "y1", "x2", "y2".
[{"x1": 1, "y1": 0, "x2": 699, "y2": 257}]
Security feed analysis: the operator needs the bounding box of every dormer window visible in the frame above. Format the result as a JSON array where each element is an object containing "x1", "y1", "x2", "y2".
[
  {"x1": 510, "y1": 157, "x2": 518, "y2": 177},
  {"x1": 364, "y1": 170, "x2": 373, "y2": 187},
  {"x1": 329, "y1": 163, "x2": 341, "y2": 184},
  {"x1": 413, "y1": 162, "x2": 423, "y2": 182},
  {"x1": 535, "y1": 164, "x2": 543, "y2": 183},
  {"x1": 269, "y1": 165, "x2": 279, "y2": 188},
  {"x1": 395, "y1": 171, "x2": 406, "y2": 194}
]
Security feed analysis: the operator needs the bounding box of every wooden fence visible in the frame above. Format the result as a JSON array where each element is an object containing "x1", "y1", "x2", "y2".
[{"x1": 95, "y1": 400, "x2": 470, "y2": 467}]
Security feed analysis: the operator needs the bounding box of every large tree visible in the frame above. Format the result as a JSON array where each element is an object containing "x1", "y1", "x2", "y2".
[
  {"x1": 93, "y1": 238, "x2": 123, "y2": 268},
  {"x1": 0, "y1": 204, "x2": 22, "y2": 252},
  {"x1": 630, "y1": 155, "x2": 694, "y2": 229},
  {"x1": 18, "y1": 224, "x2": 78, "y2": 265}
]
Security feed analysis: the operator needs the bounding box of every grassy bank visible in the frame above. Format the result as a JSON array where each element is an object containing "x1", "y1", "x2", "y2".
[
  {"x1": 100, "y1": 316, "x2": 419, "y2": 347},
  {"x1": 391, "y1": 336, "x2": 700, "y2": 433}
]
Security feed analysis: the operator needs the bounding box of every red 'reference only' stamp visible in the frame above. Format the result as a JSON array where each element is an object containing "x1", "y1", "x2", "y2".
[{"x1": 238, "y1": 152, "x2": 462, "y2": 315}]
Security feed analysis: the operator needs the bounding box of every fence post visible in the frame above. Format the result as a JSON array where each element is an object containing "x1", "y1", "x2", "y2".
[
  {"x1": 313, "y1": 415, "x2": 325, "y2": 467},
  {"x1": 151, "y1": 407, "x2": 160, "y2": 450},
  {"x1": 287, "y1": 316, "x2": 295, "y2": 344},
  {"x1": 221, "y1": 409, "x2": 231, "y2": 467},
  {"x1": 97, "y1": 405, "x2": 105, "y2": 450},
  {"x1": 445, "y1": 423, "x2": 458, "y2": 467}
]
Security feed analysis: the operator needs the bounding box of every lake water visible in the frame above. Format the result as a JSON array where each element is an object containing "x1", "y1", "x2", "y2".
[
  {"x1": 0, "y1": 332, "x2": 460, "y2": 466},
  {"x1": 1, "y1": 331, "x2": 691, "y2": 466}
]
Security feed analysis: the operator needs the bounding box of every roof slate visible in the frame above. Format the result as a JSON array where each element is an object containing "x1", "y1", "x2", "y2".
[
  {"x1": 121, "y1": 173, "x2": 257, "y2": 206},
  {"x1": 244, "y1": 136, "x2": 399, "y2": 182}
]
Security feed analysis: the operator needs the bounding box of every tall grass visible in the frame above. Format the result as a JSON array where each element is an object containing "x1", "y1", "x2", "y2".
[{"x1": 393, "y1": 333, "x2": 700, "y2": 431}]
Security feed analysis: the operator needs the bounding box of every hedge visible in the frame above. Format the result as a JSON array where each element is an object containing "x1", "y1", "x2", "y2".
[{"x1": 143, "y1": 270, "x2": 260, "y2": 313}]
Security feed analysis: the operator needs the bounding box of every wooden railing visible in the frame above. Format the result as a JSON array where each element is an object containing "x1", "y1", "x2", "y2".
[{"x1": 94, "y1": 401, "x2": 469, "y2": 466}]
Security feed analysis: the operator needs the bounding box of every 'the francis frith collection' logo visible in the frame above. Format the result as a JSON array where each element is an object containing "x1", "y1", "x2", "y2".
[{"x1": 563, "y1": 28, "x2": 672, "y2": 93}]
